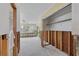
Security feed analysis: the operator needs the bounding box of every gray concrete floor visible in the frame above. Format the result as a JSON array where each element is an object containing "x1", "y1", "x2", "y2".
[{"x1": 18, "y1": 37, "x2": 68, "y2": 56}]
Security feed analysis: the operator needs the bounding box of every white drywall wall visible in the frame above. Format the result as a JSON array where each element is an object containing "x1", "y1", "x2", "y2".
[
  {"x1": 42, "y1": 3, "x2": 70, "y2": 19},
  {"x1": 0, "y1": 3, "x2": 13, "y2": 56},
  {"x1": 43, "y1": 4, "x2": 72, "y2": 31},
  {"x1": 72, "y1": 4, "x2": 79, "y2": 35},
  {"x1": 16, "y1": 5, "x2": 20, "y2": 32},
  {"x1": 50, "y1": 20, "x2": 72, "y2": 31},
  {"x1": 0, "y1": 4, "x2": 10, "y2": 35},
  {"x1": 49, "y1": 12, "x2": 72, "y2": 31}
]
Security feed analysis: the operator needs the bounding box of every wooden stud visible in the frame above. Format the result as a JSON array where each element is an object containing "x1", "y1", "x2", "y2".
[
  {"x1": 51, "y1": 31, "x2": 52, "y2": 45},
  {"x1": 11, "y1": 3, "x2": 18, "y2": 56},
  {"x1": 51, "y1": 31, "x2": 55, "y2": 46},
  {"x1": 67, "y1": 32, "x2": 71, "y2": 55},
  {"x1": 56, "y1": 31, "x2": 62, "y2": 50},
  {"x1": 48, "y1": 31, "x2": 51, "y2": 44},
  {"x1": 40, "y1": 31, "x2": 44, "y2": 47},
  {"x1": 0, "y1": 36, "x2": 1, "y2": 55},
  {"x1": 49, "y1": 31, "x2": 51, "y2": 44},
  {"x1": 16, "y1": 32, "x2": 20, "y2": 53},
  {"x1": 62, "y1": 31, "x2": 68, "y2": 54},
  {"x1": 62, "y1": 31, "x2": 71, "y2": 55},
  {"x1": 46, "y1": 31, "x2": 48, "y2": 42},
  {"x1": 54, "y1": 31, "x2": 57, "y2": 47},
  {"x1": 59, "y1": 31, "x2": 62, "y2": 50},
  {"x1": 72, "y1": 35, "x2": 76, "y2": 56},
  {"x1": 70, "y1": 34, "x2": 76, "y2": 56},
  {"x1": 56, "y1": 31, "x2": 58, "y2": 48},
  {"x1": 44, "y1": 31, "x2": 48, "y2": 42},
  {"x1": 47, "y1": 31, "x2": 49, "y2": 44},
  {"x1": 11, "y1": 3, "x2": 16, "y2": 9},
  {"x1": 2, "y1": 34, "x2": 8, "y2": 56}
]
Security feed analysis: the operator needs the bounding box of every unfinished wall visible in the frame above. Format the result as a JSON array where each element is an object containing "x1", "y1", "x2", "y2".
[
  {"x1": 41, "y1": 4, "x2": 76, "y2": 56},
  {"x1": 43, "y1": 4, "x2": 72, "y2": 31}
]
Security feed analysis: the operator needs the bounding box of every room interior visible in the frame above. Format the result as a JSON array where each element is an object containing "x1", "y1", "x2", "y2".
[{"x1": 0, "y1": 3, "x2": 79, "y2": 56}]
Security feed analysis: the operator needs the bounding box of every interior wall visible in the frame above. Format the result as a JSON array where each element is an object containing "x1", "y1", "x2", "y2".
[
  {"x1": 16, "y1": 5, "x2": 20, "y2": 32},
  {"x1": 42, "y1": 3, "x2": 70, "y2": 19},
  {"x1": 43, "y1": 19, "x2": 50, "y2": 31},
  {"x1": 0, "y1": 4, "x2": 10, "y2": 35},
  {"x1": 72, "y1": 3, "x2": 79, "y2": 35},
  {"x1": 43, "y1": 4, "x2": 72, "y2": 31},
  {"x1": 49, "y1": 13, "x2": 72, "y2": 31},
  {"x1": 20, "y1": 11, "x2": 43, "y2": 32}
]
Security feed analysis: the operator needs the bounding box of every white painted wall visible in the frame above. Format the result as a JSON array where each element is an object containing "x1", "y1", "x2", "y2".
[
  {"x1": 43, "y1": 19, "x2": 50, "y2": 31},
  {"x1": 50, "y1": 20, "x2": 72, "y2": 31},
  {"x1": 0, "y1": 3, "x2": 10, "y2": 35},
  {"x1": 49, "y1": 12, "x2": 72, "y2": 31},
  {"x1": 0, "y1": 3, "x2": 14, "y2": 56},
  {"x1": 42, "y1": 3, "x2": 70, "y2": 19},
  {"x1": 72, "y1": 4, "x2": 79, "y2": 35},
  {"x1": 16, "y1": 5, "x2": 20, "y2": 32},
  {"x1": 43, "y1": 4, "x2": 72, "y2": 31}
]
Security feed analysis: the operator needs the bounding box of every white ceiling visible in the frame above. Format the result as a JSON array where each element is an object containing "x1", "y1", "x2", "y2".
[{"x1": 19, "y1": 3, "x2": 54, "y2": 22}]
